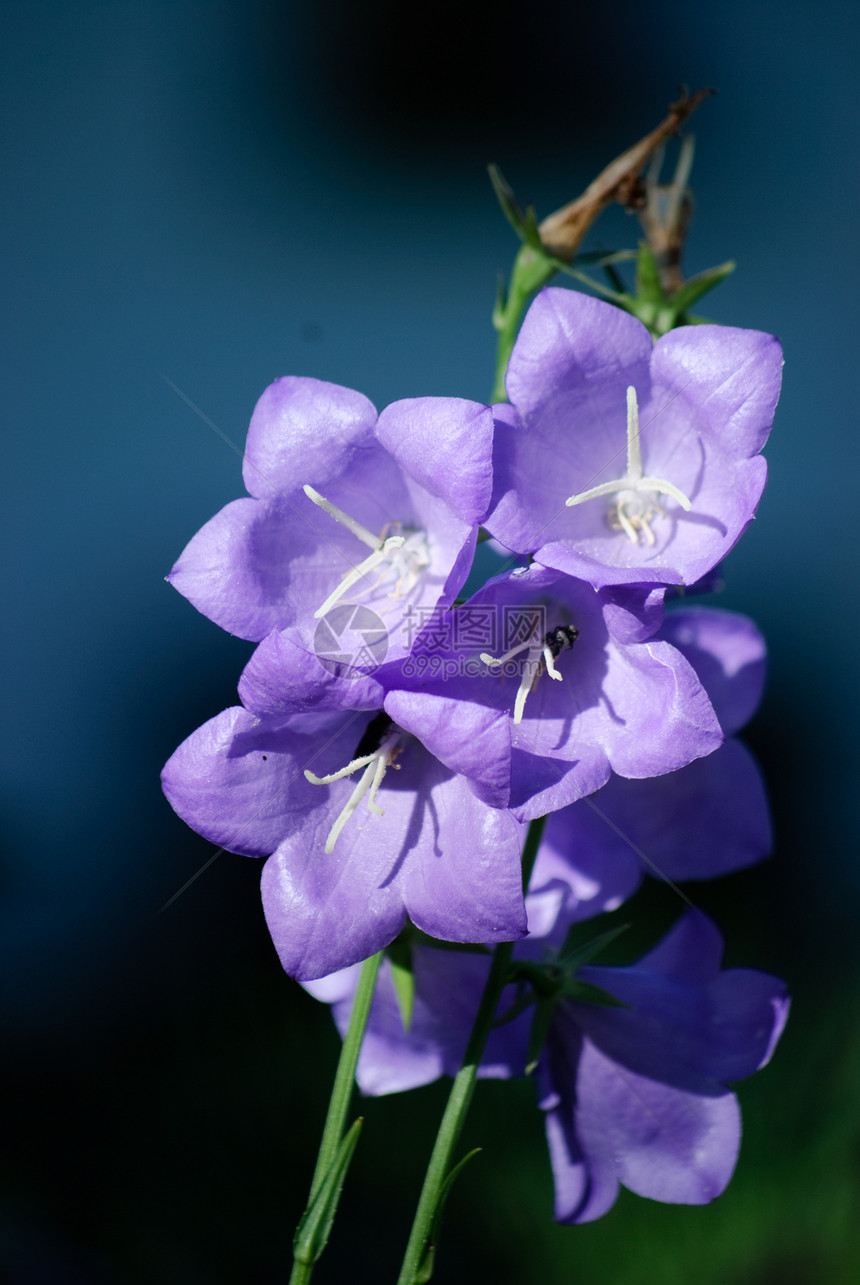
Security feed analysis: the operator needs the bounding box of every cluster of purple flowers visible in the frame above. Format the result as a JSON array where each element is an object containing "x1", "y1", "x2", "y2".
[{"x1": 163, "y1": 288, "x2": 787, "y2": 1221}]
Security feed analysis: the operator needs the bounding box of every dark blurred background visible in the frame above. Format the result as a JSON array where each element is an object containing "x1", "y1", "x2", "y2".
[{"x1": 3, "y1": 1, "x2": 858, "y2": 1281}]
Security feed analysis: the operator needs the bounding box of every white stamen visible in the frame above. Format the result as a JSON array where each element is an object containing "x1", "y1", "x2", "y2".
[
  {"x1": 312, "y1": 539, "x2": 405, "y2": 619},
  {"x1": 564, "y1": 386, "x2": 692, "y2": 545},
  {"x1": 543, "y1": 644, "x2": 563, "y2": 681},
  {"x1": 366, "y1": 751, "x2": 391, "y2": 816},
  {"x1": 305, "y1": 731, "x2": 403, "y2": 852},
  {"x1": 323, "y1": 762, "x2": 377, "y2": 854},
  {"x1": 304, "y1": 751, "x2": 379, "y2": 786},
  {"x1": 303, "y1": 483, "x2": 429, "y2": 618},
  {"x1": 481, "y1": 637, "x2": 543, "y2": 724},
  {"x1": 479, "y1": 637, "x2": 535, "y2": 669}
]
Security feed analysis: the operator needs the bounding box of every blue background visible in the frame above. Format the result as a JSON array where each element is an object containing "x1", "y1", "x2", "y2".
[{"x1": 3, "y1": 2, "x2": 858, "y2": 1281}]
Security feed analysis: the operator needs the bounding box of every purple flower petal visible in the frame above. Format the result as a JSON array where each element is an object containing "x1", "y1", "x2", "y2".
[
  {"x1": 375, "y1": 397, "x2": 495, "y2": 526},
  {"x1": 238, "y1": 626, "x2": 386, "y2": 716},
  {"x1": 261, "y1": 743, "x2": 526, "y2": 979},
  {"x1": 384, "y1": 684, "x2": 512, "y2": 808},
  {"x1": 486, "y1": 289, "x2": 783, "y2": 590},
  {"x1": 543, "y1": 1025, "x2": 741, "y2": 1223},
  {"x1": 577, "y1": 912, "x2": 790, "y2": 1088},
  {"x1": 160, "y1": 705, "x2": 358, "y2": 857},
  {"x1": 542, "y1": 737, "x2": 771, "y2": 887},
  {"x1": 243, "y1": 376, "x2": 377, "y2": 501},
  {"x1": 659, "y1": 606, "x2": 766, "y2": 735}
]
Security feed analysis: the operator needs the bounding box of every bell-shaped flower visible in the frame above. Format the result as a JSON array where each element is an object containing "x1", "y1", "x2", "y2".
[
  {"x1": 486, "y1": 288, "x2": 783, "y2": 590},
  {"x1": 537, "y1": 910, "x2": 789, "y2": 1222},
  {"x1": 160, "y1": 679, "x2": 526, "y2": 980},
  {"x1": 167, "y1": 376, "x2": 495, "y2": 666},
  {"x1": 403, "y1": 563, "x2": 723, "y2": 820},
  {"x1": 307, "y1": 907, "x2": 788, "y2": 1222}
]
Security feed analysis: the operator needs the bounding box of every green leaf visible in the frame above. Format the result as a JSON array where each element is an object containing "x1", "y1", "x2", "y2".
[
  {"x1": 670, "y1": 258, "x2": 736, "y2": 314},
  {"x1": 387, "y1": 938, "x2": 415, "y2": 1033},
  {"x1": 293, "y1": 1117, "x2": 363, "y2": 1266},
  {"x1": 415, "y1": 1149, "x2": 483, "y2": 1284}
]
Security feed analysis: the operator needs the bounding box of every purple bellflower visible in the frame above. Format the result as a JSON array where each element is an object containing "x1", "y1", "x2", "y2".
[
  {"x1": 306, "y1": 905, "x2": 788, "y2": 1222},
  {"x1": 537, "y1": 910, "x2": 789, "y2": 1222},
  {"x1": 168, "y1": 377, "x2": 495, "y2": 667},
  {"x1": 538, "y1": 604, "x2": 771, "y2": 911},
  {"x1": 401, "y1": 563, "x2": 724, "y2": 820},
  {"x1": 486, "y1": 288, "x2": 783, "y2": 591},
  {"x1": 161, "y1": 680, "x2": 526, "y2": 980}
]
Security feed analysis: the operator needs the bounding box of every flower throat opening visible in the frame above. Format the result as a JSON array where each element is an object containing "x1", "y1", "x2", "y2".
[{"x1": 304, "y1": 712, "x2": 404, "y2": 853}]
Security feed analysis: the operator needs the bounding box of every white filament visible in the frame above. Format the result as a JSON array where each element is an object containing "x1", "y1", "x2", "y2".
[
  {"x1": 303, "y1": 483, "x2": 428, "y2": 618},
  {"x1": 304, "y1": 733, "x2": 402, "y2": 853}
]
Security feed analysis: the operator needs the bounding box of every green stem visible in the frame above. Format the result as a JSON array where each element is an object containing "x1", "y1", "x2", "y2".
[
  {"x1": 289, "y1": 950, "x2": 383, "y2": 1285},
  {"x1": 395, "y1": 817, "x2": 546, "y2": 1285},
  {"x1": 491, "y1": 245, "x2": 558, "y2": 402}
]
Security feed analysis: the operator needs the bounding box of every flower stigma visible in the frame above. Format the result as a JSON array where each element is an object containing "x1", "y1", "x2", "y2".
[
  {"x1": 303, "y1": 484, "x2": 431, "y2": 617},
  {"x1": 304, "y1": 712, "x2": 404, "y2": 853},
  {"x1": 481, "y1": 623, "x2": 579, "y2": 724},
  {"x1": 565, "y1": 386, "x2": 692, "y2": 545}
]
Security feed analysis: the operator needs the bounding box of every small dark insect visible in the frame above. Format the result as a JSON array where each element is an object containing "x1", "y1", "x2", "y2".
[
  {"x1": 262, "y1": 754, "x2": 268, "y2": 760},
  {"x1": 543, "y1": 624, "x2": 579, "y2": 660}
]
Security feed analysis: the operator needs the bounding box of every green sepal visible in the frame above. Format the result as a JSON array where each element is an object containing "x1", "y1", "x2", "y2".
[
  {"x1": 561, "y1": 976, "x2": 629, "y2": 1008},
  {"x1": 506, "y1": 958, "x2": 562, "y2": 998},
  {"x1": 575, "y1": 248, "x2": 638, "y2": 268},
  {"x1": 487, "y1": 164, "x2": 530, "y2": 242},
  {"x1": 525, "y1": 993, "x2": 561, "y2": 1075},
  {"x1": 414, "y1": 1149, "x2": 483, "y2": 1284},
  {"x1": 558, "y1": 921, "x2": 630, "y2": 970},
  {"x1": 293, "y1": 1117, "x2": 363, "y2": 1266},
  {"x1": 552, "y1": 258, "x2": 632, "y2": 305},
  {"x1": 635, "y1": 241, "x2": 666, "y2": 307},
  {"x1": 387, "y1": 938, "x2": 415, "y2": 1033},
  {"x1": 670, "y1": 259, "x2": 736, "y2": 315},
  {"x1": 492, "y1": 981, "x2": 538, "y2": 1029}
]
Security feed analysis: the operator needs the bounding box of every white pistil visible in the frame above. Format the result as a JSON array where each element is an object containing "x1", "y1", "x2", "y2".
[
  {"x1": 304, "y1": 733, "x2": 402, "y2": 853},
  {"x1": 564, "y1": 385, "x2": 692, "y2": 545},
  {"x1": 303, "y1": 484, "x2": 383, "y2": 551},
  {"x1": 302, "y1": 483, "x2": 427, "y2": 618}
]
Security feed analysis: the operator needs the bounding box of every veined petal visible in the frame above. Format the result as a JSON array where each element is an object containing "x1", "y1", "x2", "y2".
[
  {"x1": 243, "y1": 376, "x2": 377, "y2": 501},
  {"x1": 659, "y1": 606, "x2": 766, "y2": 735},
  {"x1": 375, "y1": 397, "x2": 495, "y2": 526}
]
